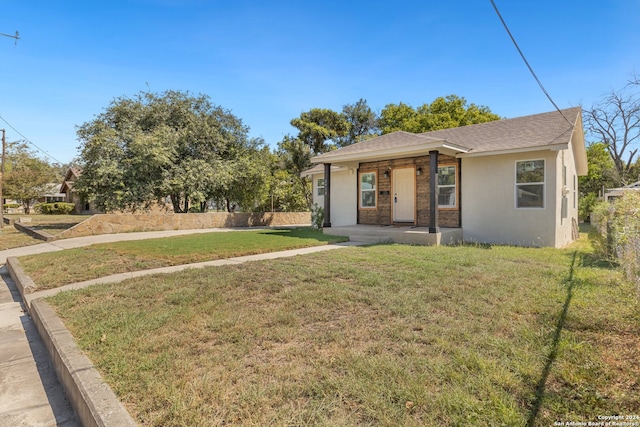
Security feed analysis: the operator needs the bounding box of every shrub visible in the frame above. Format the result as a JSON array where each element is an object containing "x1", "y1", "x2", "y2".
[
  {"x1": 593, "y1": 193, "x2": 640, "y2": 297},
  {"x1": 311, "y1": 203, "x2": 324, "y2": 230},
  {"x1": 578, "y1": 192, "x2": 599, "y2": 222},
  {"x1": 36, "y1": 202, "x2": 75, "y2": 215}
]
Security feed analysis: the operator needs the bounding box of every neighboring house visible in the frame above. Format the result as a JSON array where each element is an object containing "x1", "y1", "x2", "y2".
[
  {"x1": 304, "y1": 107, "x2": 587, "y2": 248},
  {"x1": 60, "y1": 168, "x2": 99, "y2": 214},
  {"x1": 38, "y1": 183, "x2": 66, "y2": 203},
  {"x1": 604, "y1": 181, "x2": 640, "y2": 202},
  {"x1": 2, "y1": 184, "x2": 64, "y2": 214}
]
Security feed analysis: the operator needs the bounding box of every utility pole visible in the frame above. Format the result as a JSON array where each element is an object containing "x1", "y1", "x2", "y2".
[
  {"x1": 0, "y1": 31, "x2": 19, "y2": 44},
  {"x1": 0, "y1": 129, "x2": 4, "y2": 229}
]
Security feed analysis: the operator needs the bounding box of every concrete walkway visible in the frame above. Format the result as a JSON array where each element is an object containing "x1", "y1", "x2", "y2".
[
  {"x1": 0, "y1": 267, "x2": 79, "y2": 426},
  {"x1": 0, "y1": 228, "x2": 358, "y2": 426}
]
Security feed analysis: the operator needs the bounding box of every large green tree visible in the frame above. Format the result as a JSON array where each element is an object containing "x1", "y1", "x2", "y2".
[
  {"x1": 338, "y1": 98, "x2": 379, "y2": 147},
  {"x1": 76, "y1": 90, "x2": 262, "y2": 213},
  {"x1": 578, "y1": 142, "x2": 620, "y2": 219},
  {"x1": 276, "y1": 136, "x2": 313, "y2": 208},
  {"x1": 4, "y1": 141, "x2": 56, "y2": 214},
  {"x1": 212, "y1": 142, "x2": 271, "y2": 212},
  {"x1": 290, "y1": 108, "x2": 348, "y2": 154},
  {"x1": 378, "y1": 95, "x2": 501, "y2": 134}
]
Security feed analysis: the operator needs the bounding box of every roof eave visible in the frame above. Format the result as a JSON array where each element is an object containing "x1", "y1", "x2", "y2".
[
  {"x1": 570, "y1": 113, "x2": 588, "y2": 176},
  {"x1": 300, "y1": 164, "x2": 349, "y2": 177},
  {"x1": 457, "y1": 143, "x2": 569, "y2": 158},
  {"x1": 311, "y1": 142, "x2": 470, "y2": 164}
]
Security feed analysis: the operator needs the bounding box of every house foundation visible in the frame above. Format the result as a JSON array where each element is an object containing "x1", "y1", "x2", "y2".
[{"x1": 323, "y1": 225, "x2": 463, "y2": 246}]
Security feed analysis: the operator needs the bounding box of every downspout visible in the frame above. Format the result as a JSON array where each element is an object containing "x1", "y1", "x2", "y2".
[{"x1": 323, "y1": 163, "x2": 331, "y2": 228}]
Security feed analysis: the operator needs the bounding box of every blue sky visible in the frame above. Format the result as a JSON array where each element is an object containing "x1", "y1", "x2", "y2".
[{"x1": 1, "y1": 0, "x2": 639, "y2": 164}]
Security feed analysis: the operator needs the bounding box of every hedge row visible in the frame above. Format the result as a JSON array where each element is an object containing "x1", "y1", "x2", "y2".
[{"x1": 35, "y1": 202, "x2": 75, "y2": 215}]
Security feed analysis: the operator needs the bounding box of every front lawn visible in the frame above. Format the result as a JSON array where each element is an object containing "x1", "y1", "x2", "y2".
[
  {"x1": 47, "y1": 232, "x2": 640, "y2": 426},
  {"x1": 19, "y1": 228, "x2": 348, "y2": 290}
]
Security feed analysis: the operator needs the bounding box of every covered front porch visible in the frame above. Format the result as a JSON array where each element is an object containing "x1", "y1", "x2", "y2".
[{"x1": 323, "y1": 225, "x2": 463, "y2": 246}]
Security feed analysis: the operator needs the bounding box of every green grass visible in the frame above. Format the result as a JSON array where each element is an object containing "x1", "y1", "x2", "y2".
[
  {"x1": 19, "y1": 228, "x2": 348, "y2": 290},
  {"x1": 0, "y1": 215, "x2": 92, "y2": 250},
  {"x1": 47, "y1": 231, "x2": 640, "y2": 426},
  {"x1": 0, "y1": 225, "x2": 41, "y2": 250},
  {"x1": 6, "y1": 214, "x2": 92, "y2": 235}
]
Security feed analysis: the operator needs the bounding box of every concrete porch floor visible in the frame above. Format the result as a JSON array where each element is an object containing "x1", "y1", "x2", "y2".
[{"x1": 323, "y1": 225, "x2": 463, "y2": 245}]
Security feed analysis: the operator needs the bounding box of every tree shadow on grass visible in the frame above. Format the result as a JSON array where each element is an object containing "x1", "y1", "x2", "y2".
[
  {"x1": 32, "y1": 223, "x2": 78, "y2": 232},
  {"x1": 265, "y1": 228, "x2": 349, "y2": 244},
  {"x1": 526, "y1": 251, "x2": 577, "y2": 427}
]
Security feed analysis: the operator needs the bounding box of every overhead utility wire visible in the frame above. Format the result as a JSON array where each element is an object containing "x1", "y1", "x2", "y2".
[
  {"x1": 0, "y1": 114, "x2": 64, "y2": 164},
  {"x1": 489, "y1": 0, "x2": 574, "y2": 127}
]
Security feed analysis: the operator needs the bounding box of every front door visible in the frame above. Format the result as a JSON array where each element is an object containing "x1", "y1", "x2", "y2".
[{"x1": 393, "y1": 167, "x2": 415, "y2": 223}]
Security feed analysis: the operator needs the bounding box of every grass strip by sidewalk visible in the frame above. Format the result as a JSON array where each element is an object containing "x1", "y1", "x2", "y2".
[
  {"x1": 19, "y1": 228, "x2": 347, "y2": 290},
  {"x1": 0, "y1": 225, "x2": 42, "y2": 250},
  {"x1": 6, "y1": 214, "x2": 91, "y2": 235},
  {"x1": 47, "y1": 232, "x2": 640, "y2": 426},
  {"x1": 0, "y1": 215, "x2": 93, "y2": 250}
]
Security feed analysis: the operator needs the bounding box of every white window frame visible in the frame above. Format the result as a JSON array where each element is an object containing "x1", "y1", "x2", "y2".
[
  {"x1": 359, "y1": 172, "x2": 377, "y2": 209},
  {"x1": 437, "y1": 165, "x2": 457, "y2": 208},
  {"x1": 515, "y1": 159, "x2": 545, "y2": 209},
  {"x1": 317, "y1": 178, "x2": 325, "y2": 196}
]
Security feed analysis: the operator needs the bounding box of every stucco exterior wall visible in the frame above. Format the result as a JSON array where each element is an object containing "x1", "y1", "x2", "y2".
[
  {"x1": 461, "y1": 150, "x2": 560, "y2": 247},
  {"x1": 311, "y1": 169, "x2": 357, "y2": 226},
  {"x1": 553, "y1": 143, "x2": 580, "y2": 247}
]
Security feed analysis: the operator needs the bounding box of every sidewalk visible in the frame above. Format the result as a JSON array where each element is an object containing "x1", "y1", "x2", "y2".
[
  {"x1": 0, "y1": 266, "x2": 79, "y2": 426},
  {"x1": 0, "y1": 228, "x2": 358, "y2": 426}
]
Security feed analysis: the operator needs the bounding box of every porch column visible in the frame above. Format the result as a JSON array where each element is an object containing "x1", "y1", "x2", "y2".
[
  {"x1": 323, "y1": 163, "x2": 331, "y2": 228},
  {"x1": 429, "y1": 150, "x2": 439, "y2": 233}
]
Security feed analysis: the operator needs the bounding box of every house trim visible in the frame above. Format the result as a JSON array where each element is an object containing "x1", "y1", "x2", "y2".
[
  {"x1": 311, "y1": 141, "x2": 470, "y2": 165},
  {"x1": 514, "y1": 158, "x2": 546, "y2": 210}
]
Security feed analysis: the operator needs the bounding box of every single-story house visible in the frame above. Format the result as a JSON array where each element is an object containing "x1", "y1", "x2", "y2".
[{"x1": 304, "y1": 107, "x2": 587, "y2": 248}]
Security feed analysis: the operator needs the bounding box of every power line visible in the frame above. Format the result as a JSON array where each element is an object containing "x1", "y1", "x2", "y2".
[
  {"x1": 489, "y1": 0, "x2": 574, "y2": 127},
  {"x1": 2, "y1": 30, "x2": 66, "y2": 165},
  {"x1": 0, "y1": 114, "x2": 65, "y2": 164}
]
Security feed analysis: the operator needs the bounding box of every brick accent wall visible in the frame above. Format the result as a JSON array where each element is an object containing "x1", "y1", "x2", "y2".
[{"x1": 358, "y1": 155, "x2": 460, "y2": 228}]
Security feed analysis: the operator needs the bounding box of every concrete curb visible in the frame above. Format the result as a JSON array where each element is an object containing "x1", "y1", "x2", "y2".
[
  {"x1": 6, "y1": 257, "x2": 37, "y2": 297},
  {"x1": 13, "y1": 222, "x2": 55, "y2": 242},
  {"x1": 30, "y1": 300, "x2": 137, "y2": 427}
]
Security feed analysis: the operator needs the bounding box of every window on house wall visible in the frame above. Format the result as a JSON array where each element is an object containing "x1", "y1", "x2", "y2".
[
  {"x1": 317, "y1": 178, "x2": 325, "y2": 196},
  {"x1": 360, "y1": 172, "x2": 376, "y2": 208},
  {"x1": 515, "y1": 159, "x2": 545, "y2": 208},
  {"x1": 437, "y1": 165, "x2": 457, "y2": 208}
]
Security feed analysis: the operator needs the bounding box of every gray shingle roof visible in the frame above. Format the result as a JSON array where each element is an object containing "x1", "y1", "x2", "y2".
[
  {"x1": 421, "y1": 107, "x2": 581, "y2": 154},
  {"x1": 312, "y1": 107, "x2": 581, "y2": 162},
  {"x1": 312, "y1": 131, "x2": 445, "y2": 162}
]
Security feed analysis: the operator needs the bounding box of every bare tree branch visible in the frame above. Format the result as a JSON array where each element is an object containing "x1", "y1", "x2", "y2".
[{"x1": 584, "y1": 81, "x2": 640, "y2": 184}]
